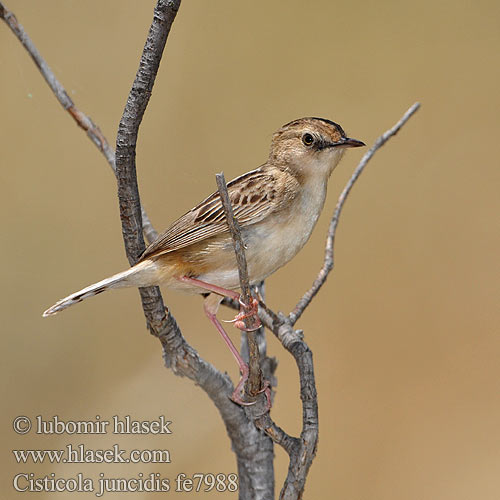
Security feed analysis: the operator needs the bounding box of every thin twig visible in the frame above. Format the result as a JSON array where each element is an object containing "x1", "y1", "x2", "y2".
[
  {"x1": 278, "y1": 323, "x2": 318, "y2": 500},
  {"x1": 0, "y1": 0, "x2": 157, "y2": 243},
  {"x1": 289, "y1": 102, "x2": 421, "y2": 325},
  {"x1": 215, "y1": 173, "x2": 263, "y2": 398}
]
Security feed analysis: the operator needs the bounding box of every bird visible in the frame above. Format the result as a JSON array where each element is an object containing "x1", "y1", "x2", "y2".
[{"x1": 43, "y1": 117, "x2": 365, "y2": 404}]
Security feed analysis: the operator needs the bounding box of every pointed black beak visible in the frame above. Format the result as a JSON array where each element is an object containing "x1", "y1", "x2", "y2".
[{"x1": 338, "y1": 137, "x2": 365, "y2": 148}]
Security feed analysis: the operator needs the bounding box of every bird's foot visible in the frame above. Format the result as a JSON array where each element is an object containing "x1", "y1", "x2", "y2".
[
  {"x1": 230, "y1": 368, "x2": 272, "y2": 411},
  {"x1": 233, "y1": 297, "x2": 261, "y2": 331}
]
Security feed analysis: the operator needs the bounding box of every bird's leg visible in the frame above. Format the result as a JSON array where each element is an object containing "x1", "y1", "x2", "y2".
[
  {"x1": 178, "y1": 276, "x2": 240, "y2": 300},
  {"x1": 177, "y1": 276, "x2": 261, "y2": 331},
  {"x1": 202, "y1": 294, "x2": 254, "y2": 406},
  {"x1": 178, "y1": 277, "x2": 269, "y2": 407}
]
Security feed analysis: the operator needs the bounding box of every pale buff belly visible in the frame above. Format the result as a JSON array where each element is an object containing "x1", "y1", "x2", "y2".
[{"x1": 175, "y1": 226, "x2": 310, "y2": 293}]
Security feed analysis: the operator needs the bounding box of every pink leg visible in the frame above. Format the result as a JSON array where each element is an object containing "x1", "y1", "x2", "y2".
[
  {"x1": 179, "y1": 276, "x2": 269, "y2": 408},
  {"x1": 178, "y1": 275, "x2": 261, "y2": 331},
  {"x1": 203, "y1": 295, "x2": 255, "y2": 406},
  {"x1": 178, "y1": 276, "x2": 240, "y2": 300}
]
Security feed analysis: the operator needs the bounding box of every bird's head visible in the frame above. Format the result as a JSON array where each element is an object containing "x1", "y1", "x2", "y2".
[{"x1": 269, "y1": 117, "x2": 365, "y2": 181}]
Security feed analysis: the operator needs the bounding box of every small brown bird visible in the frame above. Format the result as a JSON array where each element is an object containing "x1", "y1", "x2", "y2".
[{"x1": 43, "y1": 117, "x2": 364, "y2": 403}]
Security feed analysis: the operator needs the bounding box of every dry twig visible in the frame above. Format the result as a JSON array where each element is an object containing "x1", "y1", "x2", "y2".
[
  {"x1": 0, "y1": 0, "x2": 157, "y2": 243},
  {"x1": 289, "y1": 102, "x2": 421, "y2": 325},
  {"x1": 216, "y1": 173, "x2": 264, "y2": 399}
]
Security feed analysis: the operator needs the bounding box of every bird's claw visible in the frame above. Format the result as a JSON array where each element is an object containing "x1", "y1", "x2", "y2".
[
  {"x1": 233, "y1": 321, "x2": 261, "y2": 331},
  {"x1": 230, "y1": 380, "x2": 272, "y2": 411},
  {"x1": 233, "y1": 297, "x2": 261, "y2": 331}
]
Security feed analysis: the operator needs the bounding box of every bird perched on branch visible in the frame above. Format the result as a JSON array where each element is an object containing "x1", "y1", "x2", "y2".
[{"x1": 43, "y1": 117, "x2": 364, "y2": 404}]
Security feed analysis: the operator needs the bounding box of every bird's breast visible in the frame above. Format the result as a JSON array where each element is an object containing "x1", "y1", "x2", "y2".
[{"x1": 243, "y1": 180, "x2": 327, "y2": 282}]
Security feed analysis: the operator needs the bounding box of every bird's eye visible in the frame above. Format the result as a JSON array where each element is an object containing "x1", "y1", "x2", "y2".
[{"x1": 302, "y1": 133, "x2": 314, "y2": 147}]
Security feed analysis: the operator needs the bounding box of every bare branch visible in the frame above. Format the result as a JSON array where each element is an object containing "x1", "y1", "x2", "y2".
[
  {"x1": 215, "y1": 173, "x2": 264, "y2": 398},
  {"x1": 215, "y1": 174, "x2": 252, "y2": 305},
  {"x1": 115, "y1": 0, "x2": 180, "y2": 265},
  {"x1": 289, "y1": 102, "x2": 421, "y2": 325},
  {"x1": 114, "y1": 3, "x2": 275, "y2": 498},
  {"x1": 0, "y1": 0, "x2": 157, "y2": 243},
  {"x1": 112, "y1": 0, "x2": 196, "y2": 368}
]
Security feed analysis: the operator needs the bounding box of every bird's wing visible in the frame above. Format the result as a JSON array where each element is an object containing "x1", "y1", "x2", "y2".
[{"x1": 140, "y1": 167, "x2": 298, "y2": 260}]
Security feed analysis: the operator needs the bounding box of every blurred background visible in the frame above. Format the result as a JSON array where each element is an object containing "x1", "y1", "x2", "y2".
[{"x1": 1, "y1": 0, "x2": 499, "y2": 498}]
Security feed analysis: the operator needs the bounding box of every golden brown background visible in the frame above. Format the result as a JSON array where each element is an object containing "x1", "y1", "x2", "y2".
[{"x1": 2, "y1": 0, "x2": 499, "y2": 498}]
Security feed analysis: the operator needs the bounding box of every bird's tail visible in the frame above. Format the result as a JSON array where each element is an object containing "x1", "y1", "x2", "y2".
[{"x1": 42, "y1": 260, "x2": 157, "y2": 317}]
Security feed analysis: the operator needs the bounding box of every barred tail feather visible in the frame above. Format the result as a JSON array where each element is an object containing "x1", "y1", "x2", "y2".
[{"x1": 42, "y1": 260, "x2": 157, "y2": 317}]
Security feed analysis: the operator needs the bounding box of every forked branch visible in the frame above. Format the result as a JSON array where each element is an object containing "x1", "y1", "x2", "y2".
[
  {"x1": 0, "y1": 0, "x2": 157, "y2": 243},
  {"x1": 289, "y1": 102, "x2": 421, "y2": 325}
]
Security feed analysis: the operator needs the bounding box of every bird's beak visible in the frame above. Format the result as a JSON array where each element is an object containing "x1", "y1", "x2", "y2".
[{"x1": 338, "y1": 137, "x2": 365, "y2": 148}]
